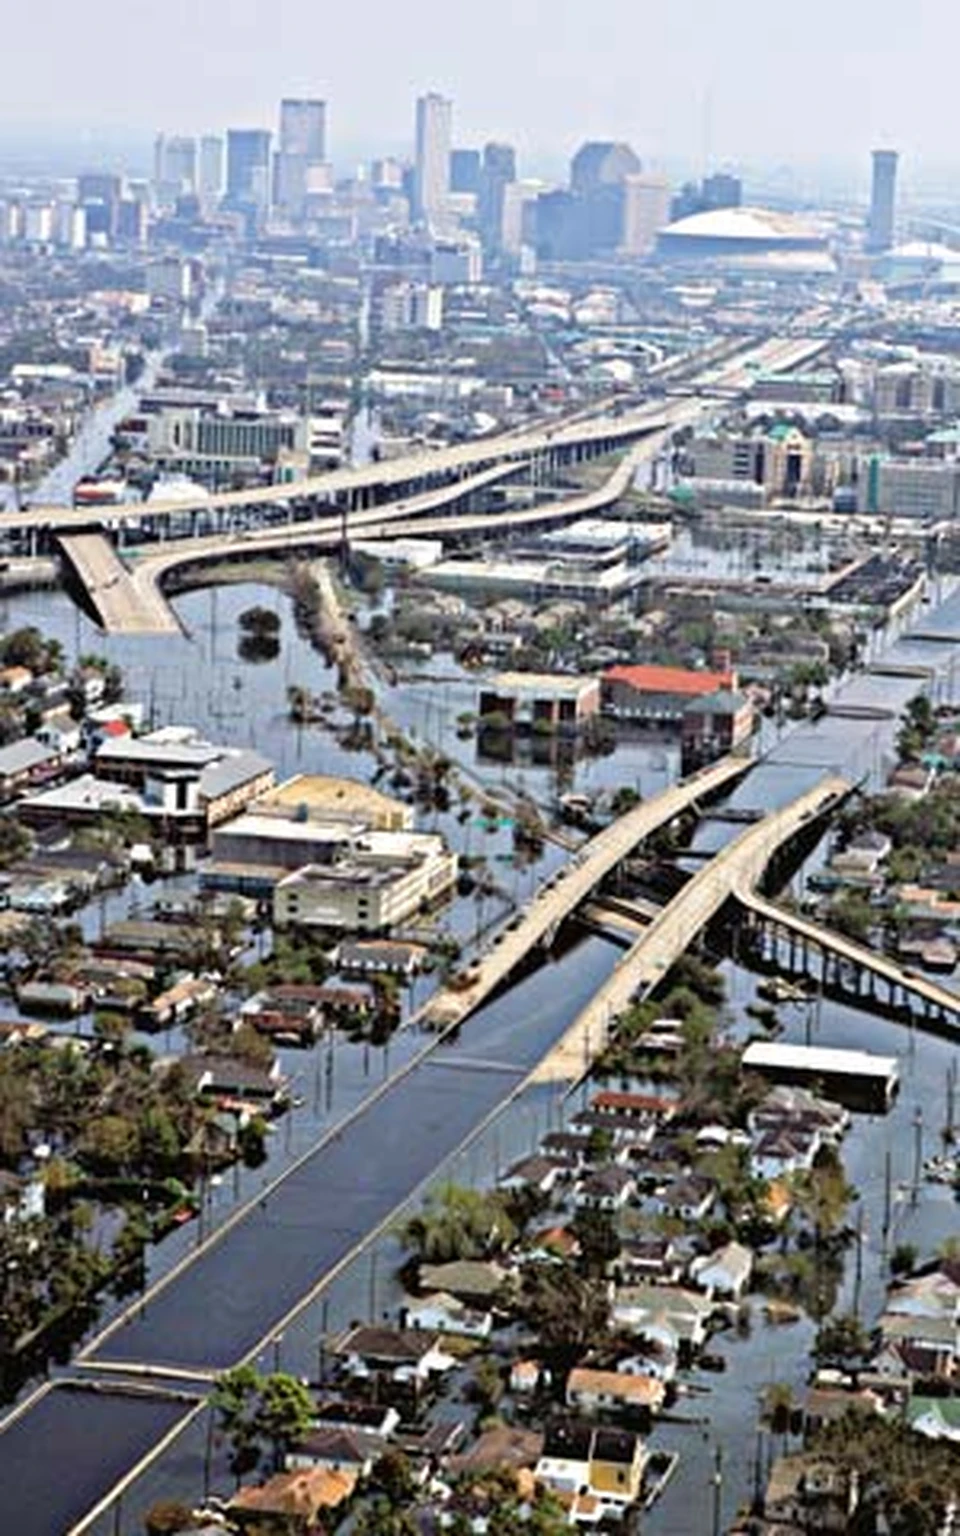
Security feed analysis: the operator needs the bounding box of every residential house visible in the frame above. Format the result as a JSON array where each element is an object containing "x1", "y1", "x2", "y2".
[
  {"x1": 509, "y1": 1358, "x2": 543, "y2": 1395},
  {"x1": 285, "y1": 1426, "x2": 384, "y2": 1477},
  {"x1": 448, "y1": 1424, "x2": 544, "y2": 1477},
  {"x1": 403, "y1": 1290, "x2": 492, "y2": 1339},
  {"x1": 750, "y1": 1125, "x2": 821, "y2": 1182},
  {"x1": 618, "y1": 1237, "x2": 683, "y2": 1287},
  {"x1": 336, "y1": 939, "x2": 426, "y2": 977},
  {"x1": 689, "y1": 1241, "x2": 754, "y2": 1301},
  {"x1": 525, "y1": 1224, "x2": 581, "y2": 1264},
  {"x1": 575, "y1": 1166, "x2": 636, "y2": 1213},
  {"x1": 417, "y1": 1259, "x2": 509, "y2": 1308},
  {"x1": 590, "y1": 1090, "x2": 677, "y2": 1125},
  {"x1": 748, "y1": 1085, "x2": 850, "y2": 1142},
  {"x1": 498, "y1": 1154, "x2": 565, "y2": 1196},
  {"x1": 803, "y1": 1385, "x2": 884, "y2": 1431},
  {"x1": 763, "y1": 1454, "x2": 859, "y2": 1532},
  {"x1": 180, "y1": 1053, "x2": 287, "y2": 1110},
  {"x1": 535, "y1": 1422, "x2": 647, "y2": 1525},
  {"x1": 0, "y1": 738, "x2": 60, "y2": 800},
  {"x1": 229, "y1": 1467, "x2": 356, "y2": 1533},
  {"x1": 566, "y1": 1367, "x2": 665, "y2": 1420},
  {"x1": 617, "y1": 1340, "x2": 679, "y2": 1385},
  {"x1": 653, "y1": 1174, "x2": 716, "y2": 1223},
  {"x1": 332, "y1": 1325, "x2": 456, "y2": 1387},
  {"x1": 906, "y1": 1396, "x2": 960, "y2": 1443},
  {"x1": 313, "y1": 1399, "x2": 400, "y2": 1438},
  {"x1": 612, "y1": 1284, "x2": 713, "y2": 1350}
]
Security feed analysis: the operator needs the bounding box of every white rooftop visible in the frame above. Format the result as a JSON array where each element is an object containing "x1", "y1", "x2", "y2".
[
  {"x1": 660, "y1": 205, "x2": 825, "y2": 244},
  {"x1": 742, "y1": 1041, "x2": 898, "y2": 1082}
]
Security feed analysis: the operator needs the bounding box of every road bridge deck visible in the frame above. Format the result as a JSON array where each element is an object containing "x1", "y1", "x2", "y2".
[
  {"x1": 3, "y1": 403, "x2": 669, "y2": 537},
  {"x1": 58, "y1": 532, "x2": 182, "y2": 635},
  {"x1": 122, "y1": 430, "x2": 668, "y2": 631},
  {"x1": 424, "y1": 753, "x2": 751, "y2": 1030},
  {"x1": 736, "y1": 886, "x2": 960, "y2": 1021},
  {"x1": 531, "y1": 774, "x2": 851, "y2": 1083}
]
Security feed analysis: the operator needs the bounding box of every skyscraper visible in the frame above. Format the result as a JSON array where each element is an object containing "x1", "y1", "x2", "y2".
[
  {"x1": 868, "y1": 149, "x2": 898, "y2": 253},
  {"x1": 199, "y1": 136, "x2": 224, "y2": 207},
  {"x1": 449, "y1": 148, "x2": 481, "y2": 195},
  {"x1": 414, "y1": 92, "x2": 452, "y2": 229},
  {"x1": 155, "y1": 136, "x2": 197, "y2": 197},
  {"x1": 275, "y1": 98, "x2": 327, "y2": 218},
  {"x1": 479, "y1": 141, "x2": 517, "y2": 251},
  {"x1": 226, "y1": 129, "x2": 272, "y2": 217},
  {"x1": 619, "y1": 174, "x2": 671, "y2": 256},
  {"x1": 280, "y1": 98, "x2": 326, "y2": 161}
]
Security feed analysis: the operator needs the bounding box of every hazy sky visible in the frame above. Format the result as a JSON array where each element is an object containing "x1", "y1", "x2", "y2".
[{"x1": 3, "y1": 0, "x2": 958, "y2": 185}]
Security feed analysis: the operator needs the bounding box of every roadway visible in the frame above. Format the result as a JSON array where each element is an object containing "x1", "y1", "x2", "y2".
[
  {"x1": 530, "y1": 773, "x2": 852, "y2": 1082},
  {"x1": 68, "y1": 458, "x2": 534, "y2": 635},
  {"x1": 58, "y1": 532, "x2": 183, "y2": 636},
  {"x1": 3, "y1": 329, "x2": 827, "y2": 546},
  {"x1": 119, "y1": 428, "x2": 674, "y2": 634},
  {"x1": 423, "y1": 753, "x2": 751, "y2": 1029},
  {"x1": 736, "y1": 885, "x2": 960, "y2": 1021},
  {"x1": 4, "y1": 399, "x2": 669, "y2": 537}
]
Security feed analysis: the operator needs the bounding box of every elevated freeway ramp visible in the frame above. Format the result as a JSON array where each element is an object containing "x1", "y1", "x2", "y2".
[{"x1": 57, "y1": 532, "x2": 181, "y2": 636}]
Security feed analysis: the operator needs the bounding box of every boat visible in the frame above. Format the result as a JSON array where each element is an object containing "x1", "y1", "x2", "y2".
[
  {"x1": 643, "y1": 1450, "x2": 679, "y2": 1510},
  {"x1": 698, "y1": 1351, "x2": 726, "y2": 1372}
]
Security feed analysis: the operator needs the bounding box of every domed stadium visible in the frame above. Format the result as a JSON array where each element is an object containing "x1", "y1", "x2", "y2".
[{"x1": 656, "y1": 205, "x2": 832, "y2": 267}]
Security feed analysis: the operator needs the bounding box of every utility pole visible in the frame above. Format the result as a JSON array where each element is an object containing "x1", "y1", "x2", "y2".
[
  {"x1": 853, "y1": 1202, "x2": 864, "y2": 1321},
  {"x1": 882, "y1": 1148, "x2": 892, "y2": 1256},
  {"x1": 712, "y1": 1443, "x2": 723, "y2": 1536},
  {"x1": 912, "y1": 1106, "x2": 924, "y2": 1205}
]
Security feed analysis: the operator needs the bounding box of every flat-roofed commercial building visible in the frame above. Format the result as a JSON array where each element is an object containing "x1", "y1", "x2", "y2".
[
  {"x1": 603, "y1": 663, "x2": 737, "y2": 722},
  {"x1": 257, "y1": 774, "x2": 414, "y2": 831},
  {"x1": 478, "y1": 672, "x2": 600, "y2": 731},
  {"x1": 273, "y1": 830, "x2": 457, "y2": 933}
]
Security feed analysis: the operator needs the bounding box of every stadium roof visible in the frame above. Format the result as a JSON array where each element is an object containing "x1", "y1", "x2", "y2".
[{"x1": 659, "y1": 205, "x2": 824, "y2": 244}]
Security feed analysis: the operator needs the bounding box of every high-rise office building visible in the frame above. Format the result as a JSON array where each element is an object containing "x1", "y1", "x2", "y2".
[
  {"x1": 868, "y1": 149, "x2": 898, "y2": 253},
  {"x1": 449, "y1": 148, "x2": 481, "y2": 195},
  {"x1": 620, "y1": 174, "x2": 671, "y2": 256},
  {"x1": 154, "y1": 135, "x2": 197, "y2": 205},
  {"x1": 414, "y1": 92, "x2": 452, "y2": 229},
  {"x1": 570, "y1": 141, "x2": 641, "y2": 196},
  {"x1": 226, "y1": 129, "x2": 272, "y2": 216},
  {"x1": 479, "y1": 141, "x2": 517, "y2": 250},
  {"x1": 77, "y1": 172, "x2": 123, "y2": 241},
  {"x1": 702, "y1": 172, "x2": 742, "y2": 211},
  {"x1": 274, "y1": 98, "x2": 327, "y2": 218},
  {"x1": 279, "y1": 98, "x2": 326, "y2": 161},
  {"x1": 199, "y1": 136, "x2": 224, "y2": 207}
]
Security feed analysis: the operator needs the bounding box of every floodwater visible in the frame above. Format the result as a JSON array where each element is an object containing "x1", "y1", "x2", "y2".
[{"x1": 0, "y1": 554, "x2": 958, "y2": 1530}]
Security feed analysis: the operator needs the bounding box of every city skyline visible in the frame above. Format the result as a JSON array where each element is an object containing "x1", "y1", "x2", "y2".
[{"x1": 2, "y1": 0, "x2": 960, "y2": 186}]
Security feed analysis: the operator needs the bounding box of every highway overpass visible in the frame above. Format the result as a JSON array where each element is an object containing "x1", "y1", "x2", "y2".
[
  {"x1": 424, "y1": 752, "x2": 752, "y2": 1030},
  {"x1": 116, "y1": 428, "x2": 673, "y2": 634},
  {"x1": 531, "y1": 773, "x2": 852, "y2": 1082},
  {"x1": 4, "y1": 399, "x2": 671, "y2": 547},
  {"x1": 737, "y1": 885, "x2": 960, "y2": 1024}
]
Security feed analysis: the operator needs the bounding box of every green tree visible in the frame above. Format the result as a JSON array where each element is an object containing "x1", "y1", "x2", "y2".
[
  {"x1": 813, "y1": 1312, "x2": 872, "y2": 1370},
  {"x1": 515, "y1": 1260, "x2": 610, "y2": 1375},
  {"x1": 257, "y1": 1372, "x2": 315, "y2": 1470},
  {"x1": 570, "y1": 1207, "x2": 621, "y2": 1275},
  {"x1": 398, "y1": 1182, "x2": 517, "y2": 1265},
  {"x1": 211, "y1": 1364, "x2": 264, "y2": 1480}
]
